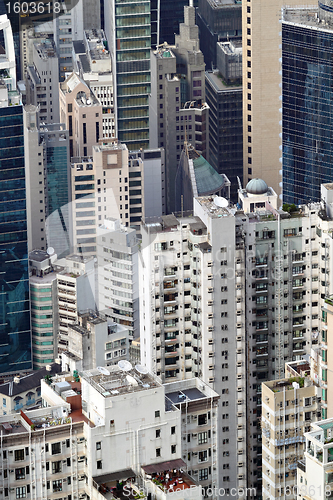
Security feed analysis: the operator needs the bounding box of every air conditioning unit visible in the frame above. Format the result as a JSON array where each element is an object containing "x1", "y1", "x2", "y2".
[
  {"x1": 237, "y1": 399, "x2": 243, "y2": 405},
  {"x1": 238, "y1": 462, "x2": 244, "y2": 467},
  {"x1": 209, "y1": 377, "x2": 215, "y2": 383},
  {"x1": 192, "y1": 415, "x2": 198, "y2": 420},
  {"x1": 237, "y1": 374, "x2": 242, "y2": 380},
  {"x1": 183, "y1": 436, "x2": 186, "y2": 441},
  {"x1": 237, "y1": 387, "x2": 243, "y2": 392},
  {"x1": 237, "y1": 449, "x2": 244, "y2": 455},
  {"x1": 192, "y1": 433, "x2": 198, "y2": 438},
  {"x1": 237, "y1": 437, "x2": 244, "y2": 442},
  {"x1": 236, "y1": 284, "x2": 243, "y2": 290},
  {"x1": 208, "y1": 326, "x2": 214, "y2": 332},
  {"x1": 236, "y1": 335, "x2": 243, "y2": 341},
  {"x1": 209, "y1": 352, "x2": 214, "y2": 358},
  {"x1": 237, "y1": 412, "x2": 243, "y2": 417},
  {"x1": 208, "y1": 301, "x2": 213, "y2": 306},
  {"x1": 238, "y1": 474, "x2": 244, "y2": 480},
  {"x1": 236, "y1": 348, "x2": 243, "y2": 354},
  {"x1": 236, "y1": 323, "x2": 242, "y2": 329},
  {"x1": 208, "y1": 339, "x2": 214, "y2": 345},
  {"x1": 193, "y1": 470, "x2": 199, "y2": 475},
  {"x1": 237, "y1": 424, "x2": 243, "y2": 430},
  {"x1": 237, "y1": 361, "x2": 243, "y2": 367},
  {"x1": 192, "y1": 452, "x2": 198, "y2": 456}
]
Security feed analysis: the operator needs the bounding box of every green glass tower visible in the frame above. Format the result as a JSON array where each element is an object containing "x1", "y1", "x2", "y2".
[{"x1": 105, "y1": 0, "x2": 151, "y2": 150}]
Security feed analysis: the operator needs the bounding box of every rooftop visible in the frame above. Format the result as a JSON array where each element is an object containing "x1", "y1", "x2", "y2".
[
  {"x1": 0, "y1": 363, "x2": 62, "y2": 397},
  {"x1": 263, "y1": 376, "x2": 307, "y2": 392},
  {"x1": 29, "y1": 249, "x2": 50, "y2": 263},
  {"x1": 34, "y1": 39, "x2": 57, "y2": 59},
  {"x1": 282, "y1": 6, "x2": 327, "y2": 29},
  {"x1": 80, "y1": 364, "x2": 161, "y2": 398}
]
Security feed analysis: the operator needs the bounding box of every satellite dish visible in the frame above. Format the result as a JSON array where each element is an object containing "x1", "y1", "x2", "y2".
[
  {"x1": 97, "y1": 366, "x2": 110, "y2": 376},
  {"x1": 135, "y1": 364, "x2": 149, "y2": 375},
  {"x1": 47, "y1": 247, "x2": 55, "y2": 255},
  {"x1": 126, "y1": 375, "x2": 138, "y2": 386},
  {"x1": 214, "y1": 196, "x2": 228, "y2": 208},
  {"x1": 118, "y1": 360, "x2": 132, "y2": 372}
]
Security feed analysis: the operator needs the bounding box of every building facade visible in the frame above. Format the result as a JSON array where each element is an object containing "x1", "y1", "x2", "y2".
[
  {"x1": 150, "y1": 7, "x2": 208, "y2": 212},
  {"x1": 205, "y1": 70, "x2": 243, "y2": 202},
  {"x1": 241, "y1": 0, "x2": 314, "y2": 201},
  {"x1": 104, "y1": 0, "x2": 151, "y2": 149},
  {"x1": 97, "y1": 218, "x2": 139, "y2": 339},
  {"x1": 282, "y1": 5, "x2": 333, "y2": 205},
  {"x1": 261, "y1": 361, "x2": 321, "y2": 500},
  {"x1": 140, "y1": 180, "x2": 333, "y2": 494},
  {"x1": 0, "y1": 31, "x2": 32, "y2": 373}
]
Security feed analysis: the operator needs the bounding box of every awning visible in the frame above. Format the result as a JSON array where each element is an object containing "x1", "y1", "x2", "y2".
[
  {"x1": 142, "y1": 459, "x2": 186, "y2": 475},
  {"x1": 93, "y1": 469, "x2": 135, "y2": 485}
]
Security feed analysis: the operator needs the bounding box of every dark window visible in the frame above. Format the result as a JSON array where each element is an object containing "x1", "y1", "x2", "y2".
[
  {"x1": 96, "y1": 122, "x2": 100, "y2": 143},
  {"x1": 51, "y1": 443, "x2": 61, "y2": 455},
  {"x1": 83, "y1": 123, "x2": 87, "y2": 144},
  {"x1": 97, "y1": 460, "x2": 102, "y2": 469},
  {"x1": 96, "y1": 442, "x2": 101, "y2": 450},
  {"x1": 171, "y1": 426, "x2": 176, "y2": 435},
  {"x1": 15, "y1": 450, "x2": 24, "y2": 461}
]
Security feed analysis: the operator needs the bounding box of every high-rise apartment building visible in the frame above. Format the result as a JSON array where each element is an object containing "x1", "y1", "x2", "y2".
[
  {"x1": 104, "y1": 0, "x2": 151, "y2": 149},
  {"x1": 140, "y1": 179, "x2": 333, "y2": 493},
  {"x1": 70, "y1": 141, "x2": 165, "y2": 254},
  {"x1": 0, "y1": 18, "x2": 32, "y2": 374},
  {"x1": 281, "y1": 4, "x2": 333, "y2": 205},
  {"x1": 97, "y1": 218, "x2": 139, "y2": 339},
  {"x1": 241, "y1": 0, "x2": 314, "y2": 201},
  {"x1": 261, "y1": 361, "x2": 321, "y2": 500}
]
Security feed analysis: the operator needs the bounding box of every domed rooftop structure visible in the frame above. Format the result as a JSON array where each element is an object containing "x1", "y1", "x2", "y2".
[{"x1": 246, "y1": 178, "x2": 268, "y2": 195}]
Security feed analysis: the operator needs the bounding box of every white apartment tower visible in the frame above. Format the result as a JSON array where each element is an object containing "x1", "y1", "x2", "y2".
[
  {"x1": 140, "y1": 180, "x2": 333, "y2": 493},
  {"x1": 97, "y1": 218, "x2": 139, "y2": 339}
]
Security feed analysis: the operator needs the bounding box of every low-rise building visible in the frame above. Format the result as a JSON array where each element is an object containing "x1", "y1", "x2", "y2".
[
  {"x1": 62, "y1": 313, "x2": 131, "y2": 372},
  {"x1": 0, "y1": 363, "x2": 61, "y2": 415}
]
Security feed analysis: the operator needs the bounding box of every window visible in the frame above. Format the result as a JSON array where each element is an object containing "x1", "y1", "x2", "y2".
[
  {"x1": 199, "y1": 469, "x2": 208, "y2": 481},
  {"x1": 52, "y1": 443, "x2": 61, "y2": 455},
  {"x1": 156, "y1": 448, "x2": 161, "y2": 457},
  {"x1": 97, "y1": 460, "x2": 102, "y2": 469},
  {"x1": 198, "y1": 432, "x2": 208, "y2": 445},
  {"x1": 156, "y1": 429, "x2": 161, "y2": 438},
  {"x1": 16, "y1": 487, "x2": 26, "y2": 499},
  {"x1": 52, "y1": 461, "x2": 61, "y2": 474},
  {"x1": 198, "y1": 414, "x2": 207, "y2": 425},
  {"x1": 199, "y1": 450, "x2": 208, "y2": 462},
  {"x1": 171, "y1": 426, "x2": 176, "y2": 435},
  {"x1": 171, "y1": 445, "x2": 176, "y2": 454},
  {"x1": 15, "y1": 469, "x2": 25, "y2": 480},
  {"x1": 155, "y1": 410, "x2": 160, "y2": 418},
  {"x1": 96, "y1": 442, "x2": 101, "y2": 450},
  {"x1": 53, "y1": 480, "x2": 62, "y2": 492},
  {"x1": 15, "y1": 450, "x2": 24, "y2": 461}
]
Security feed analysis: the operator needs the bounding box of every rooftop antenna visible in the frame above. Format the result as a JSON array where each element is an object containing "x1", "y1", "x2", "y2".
[
  {"x1": 189, "y1": 0, "x2": 193, "y2": 6},
  {"x1": 237, "y1": 176, "x2": 243, "y2": 191}
]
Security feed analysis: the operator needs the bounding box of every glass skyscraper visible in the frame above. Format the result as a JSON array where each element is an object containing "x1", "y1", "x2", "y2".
[
  {"x1": 41, "y1": 124, "x2": 71, "y2": 258},
  {"x1": 105, "y1": 0, "x2": 151, "y2": 150},
  {"x1": 0, "y1": 102, "x2": 32, "y2": 374},
  {"x1": 282, "y1": 7, "x2": 333, "y2": 204}
]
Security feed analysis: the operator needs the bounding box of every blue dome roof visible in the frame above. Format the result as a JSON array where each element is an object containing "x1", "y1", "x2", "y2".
[{"x1": 246, "y1": 178, "x2": 268, "y2": 195}]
